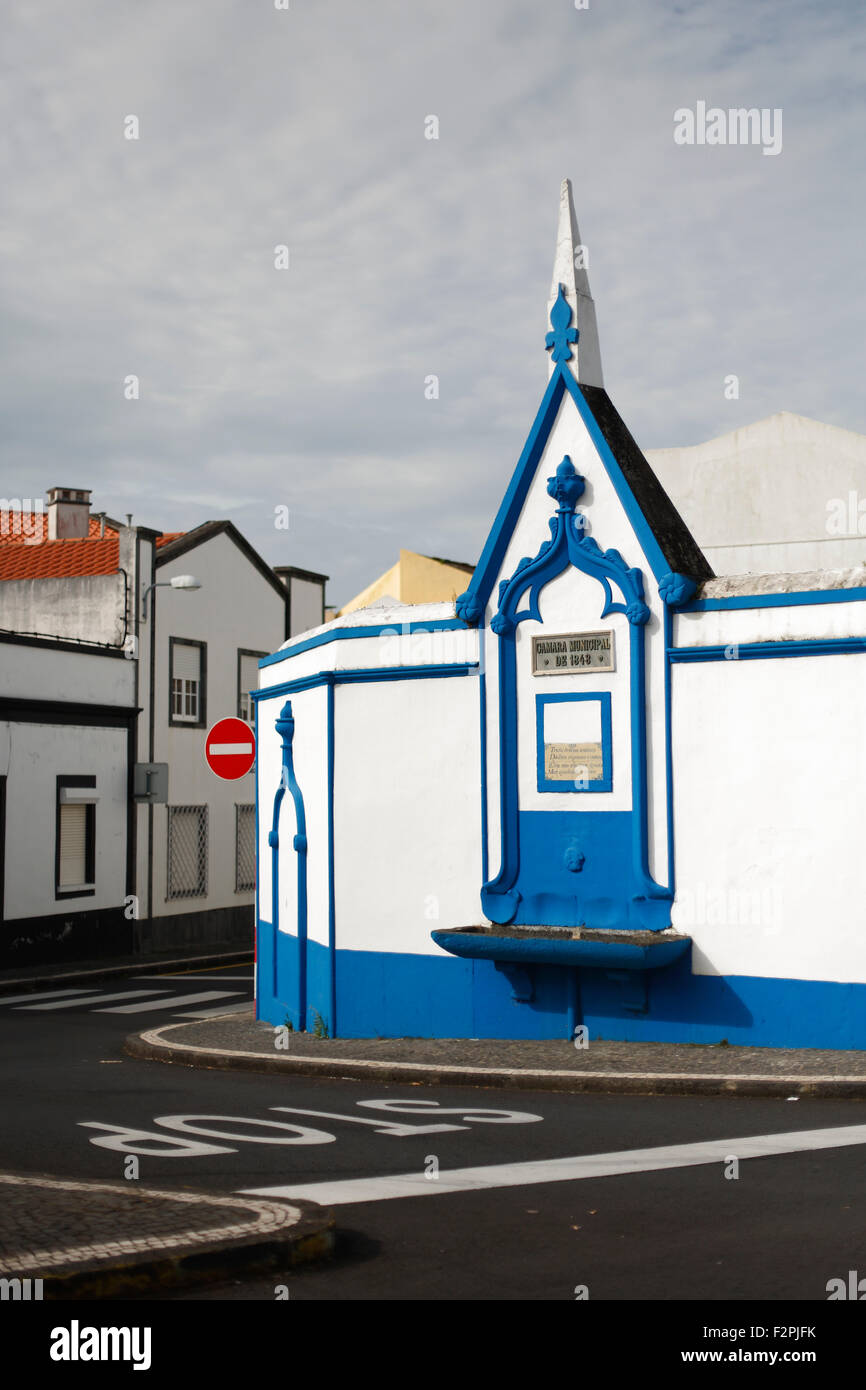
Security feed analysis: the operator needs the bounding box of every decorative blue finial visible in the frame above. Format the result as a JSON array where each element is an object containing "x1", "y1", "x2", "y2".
[
  {"x1": 545, "y1": 284, "x2": 578, "y2": 363},
  {"x1": 546, "y1": 455, "x2": 585, "y2": 511}
]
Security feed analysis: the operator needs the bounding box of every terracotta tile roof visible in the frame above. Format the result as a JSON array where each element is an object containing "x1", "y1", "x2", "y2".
[
  {"x1": 155, "y1": 532, "x2": 184, "y2": 548},
  {"x1": 0, "y1": 536, "x2": 119, "y2": 580},
  {"x1": 0, "y1": 511, "x2": 186, "y2": 580}
]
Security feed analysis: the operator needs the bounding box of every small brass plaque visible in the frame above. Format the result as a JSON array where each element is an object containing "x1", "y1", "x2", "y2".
[{"x1": 532, "y1": 630, "x2": 614, "y2": 675}]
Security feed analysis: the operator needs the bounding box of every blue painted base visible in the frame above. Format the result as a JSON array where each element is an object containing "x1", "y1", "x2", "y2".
[
  {"x1": 255, "y1": 926, "x2": 866, "y2": 1050},
  {"x1": 508, "y1": 811, "x2": 672, "y2": 931}
]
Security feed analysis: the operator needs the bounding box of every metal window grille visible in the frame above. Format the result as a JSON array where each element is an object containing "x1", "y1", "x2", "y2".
[
  {"x1": 235, "y1": 804, "x2": 256, "y2": 892},
  {"x1": 167, "y1": 805, "x2": 208, "y2": 899}
]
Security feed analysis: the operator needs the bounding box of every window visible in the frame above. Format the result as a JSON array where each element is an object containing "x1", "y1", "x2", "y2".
[
  {"x1": 235, "y1": 804, "x2": 256, "y2": 892},
  {"x1": 237, "y1": 650, "x2": 267, "y2": 723},
  {"x1": 55, "y1": 776, "x2": 97, "y2": 899},
  {"x1": 166, "y1": 805, "x2": 208, "y2": 899},
  {"x1": 169, "y1": 638, "x2": 206, "y2": 727}
]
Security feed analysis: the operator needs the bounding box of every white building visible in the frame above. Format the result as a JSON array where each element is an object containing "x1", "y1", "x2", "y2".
[
  {"x1": 646, "y1": 412, "x2": 866, "y2": 576},
  {"x1": 253, "y1": 179, "x2": 866, "y2": 1051},
  {"x1": 0, "y1": 634, "x2": 136, "y2": 966},
  {"x1": 0, "y1": 491, "x2": 327, "y2": 966}
]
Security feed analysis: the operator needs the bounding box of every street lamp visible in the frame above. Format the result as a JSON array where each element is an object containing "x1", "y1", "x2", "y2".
[{"x1": 141, "y1": 574, "x2": 202, "y2": 621}]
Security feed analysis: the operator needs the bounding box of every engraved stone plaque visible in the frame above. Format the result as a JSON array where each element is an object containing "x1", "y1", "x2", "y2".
[
  {"x1": 543, "y1": 741, "x2": 605, "y2": 783},
  {"x1": 532, "y1": 630, "x2": 614, "y2": 675}
]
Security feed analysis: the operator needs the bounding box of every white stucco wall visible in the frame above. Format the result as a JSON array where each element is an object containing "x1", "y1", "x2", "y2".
[
  {"x1": 289, "y1": 576, "x2": 324, "y2": 637},
  {"x1": 647, "y1": 412, "x2": 866, "y2": 577},
  {"x1": 671, "y1": 650, "x2": 866, "y2": 984},
  {"x1": 332, "y1": 675, "x2": 480, "y2": 955},
  {"x1": 0, "y1": 643, "x2": 134, "y2": 705},
  {"x1": 256, "y1": 608, "x2": 482, "y2": 956},
  {"x1": 0, "y1": 574, "x2": 127, "y2": 646},
  {"x1": 1, "y1": 719, "x2": 128, "y2": 919}
]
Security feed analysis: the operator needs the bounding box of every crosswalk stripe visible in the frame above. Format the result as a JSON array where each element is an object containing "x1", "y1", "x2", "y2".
[
  {"x1": 175, "y1": 1001, "x2": 255, "y2": 1019},
  {"x1": 15, "y1": 989, "x2": 170, "y2": 1011},
  {"x1": 138, "y1": 975, "x2": 252, "y2": 983},
  {"x1": 95, "y1": 990, "x2": 242, "y2": 1014},
  {"x1": 0, "y1": 988, "x2": 93, "y2": 1006},
  {"x1": 239, "y1": 1123, "x2": 866, "y2": 1207}
]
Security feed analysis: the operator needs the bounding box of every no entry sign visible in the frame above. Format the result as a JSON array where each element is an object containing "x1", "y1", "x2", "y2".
[{"x1": 205, "y1": 717, "x2": 256, "y2": 780}]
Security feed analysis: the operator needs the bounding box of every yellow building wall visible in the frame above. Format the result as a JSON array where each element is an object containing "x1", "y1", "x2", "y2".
[{"x1": 338, "y1": 550, "x2": 474, "y2": 616}]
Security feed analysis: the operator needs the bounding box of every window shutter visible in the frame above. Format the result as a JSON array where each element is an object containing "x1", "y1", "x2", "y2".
[
  {"x1": 59, "y1": 804, "x2": 88, "y2": 886},
  {"x1": 172, "y1": 643, "x2": 200, "y2": 681}
]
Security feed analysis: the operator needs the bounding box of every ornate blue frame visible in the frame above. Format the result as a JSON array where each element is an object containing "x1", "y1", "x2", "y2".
[
  {"x1": 268, "y1": 700, "x2": 308, "y2": 1026},
  {"x1": 480, "y1": 455, "x2": 671, "y2": 928},
  {"x1": 536, "y1": 691, "x2": 612, "y2": 793}
]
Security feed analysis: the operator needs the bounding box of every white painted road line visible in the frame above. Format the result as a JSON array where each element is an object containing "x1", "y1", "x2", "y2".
[
  {"x1": 139, "y1": 975, "x2": 253, "y2": 983},
  {"x1": 16, "y1": 990, "x2": 170, "y2": 1011},
  {"x1": 239, "y1": 1123, "x2": 866, "y2": 1206},
  {"x1": 0, "y1": 988, "x2": 93, "y2": 1006},
  {"x1": 96, "y1": 990, "x2": 242, "y2": 1014},
  {"x1": 176, "y1": 1001, "x2": 255, "y2": 1019}
]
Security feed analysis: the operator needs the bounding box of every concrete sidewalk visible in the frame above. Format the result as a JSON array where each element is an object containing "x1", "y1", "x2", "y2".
[
  {"x1": 0, "y1": 1171, "x2": 333, "y2": 1299},
  {"x1": 126, "y1": 1011, "x2": 866, "y2": 1099}
]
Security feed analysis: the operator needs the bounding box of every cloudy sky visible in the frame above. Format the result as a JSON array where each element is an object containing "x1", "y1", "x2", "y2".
[{"x1": 2, "y1": 0, "x2": 864, "y2": 604}]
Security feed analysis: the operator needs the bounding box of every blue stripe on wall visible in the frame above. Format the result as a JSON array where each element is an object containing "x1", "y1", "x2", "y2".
[
  {"x1": 259, "y1": 619, "x2": 470, "y2": 669},
  {"x1": 255, "y1": 933, "x2": 866, "y2": 1050},
  {"x1": 670, "y1": 637, "x2": 866, "y2": 662},
  {"x1": 682, "y1": 587, "x2": 866, "y2": 613}
]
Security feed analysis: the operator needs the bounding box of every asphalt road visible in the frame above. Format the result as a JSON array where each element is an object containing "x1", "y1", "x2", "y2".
[{"x1": 2, "y1": 965, "x2": 866, "y2": 1303}]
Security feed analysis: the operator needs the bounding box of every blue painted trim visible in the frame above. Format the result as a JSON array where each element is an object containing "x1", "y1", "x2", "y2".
[
  {"x1": 259, "y1": 619, "x2": 469, "y2": 669},
  {"x1": 663, "y1": 605, "x2": 675, "y2": 895},
  {"x1": 269, "y1": 701, "x2": 308, "y2": 1028},
  {"x1": 432, "y1": 928, "x2": 691, "y2": 971},
  {"x1": 535, "y1": 692, "x2": 612, "y2": 792},
  {"x1": 326, "y1": 680, "x2": 336, "y2": 1039},
  {"x1": 457, "y1": 356, "x2": 693, "y2": 623},
  {"x1": 478, "y1": 631, "x2": 489, "y2": 885},
  {"x1": 456, "y1": 369, "x2": 567, "y2": 623},
  {"x1": 682, "y1": 587, "x2": 866, "y2": 613},
  {"x1": 253, "y1": 936, "x2": 866, "y2": 1048},
  {"x1": 251, "y1": 662, "x2": 478, "y2": 702},
  {"x1": 482, "y1": 456, "x2": 669, "y2": 928},
  {"x1": 670, "y1": 637, "x2": 866, "y2": 663},
  {"x1": 253, "y1": 695, "x2": 261, "y2": 1013}
]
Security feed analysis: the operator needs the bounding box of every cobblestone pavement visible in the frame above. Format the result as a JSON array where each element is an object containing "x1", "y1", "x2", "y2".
[
  {"x1": 165, "y1": 1013, "x2": 866, "y2": 1078},
  {"x1": 0, "y1": 1173, "x2": 333, "y2": 1296}
]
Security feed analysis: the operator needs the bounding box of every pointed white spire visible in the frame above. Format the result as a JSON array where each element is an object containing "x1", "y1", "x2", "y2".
[{"x1": 547, "y1": 178, "x2": 603, "y2": 387}]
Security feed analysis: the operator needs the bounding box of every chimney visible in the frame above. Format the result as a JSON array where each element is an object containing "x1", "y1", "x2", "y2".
[{"x1": 46, "y1": 486, "x2": 92, "y2": 540}]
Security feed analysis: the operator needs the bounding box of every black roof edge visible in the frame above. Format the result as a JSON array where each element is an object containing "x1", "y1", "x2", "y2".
[
  {"x1": 273, "y1": 564, "x2": 330, "y2": 584},
  {"x1": 155, "y1": 521, "x2": 289, "y2": 603},
  {"x1": 578, "y1": 384, "x2": 714, "y2": 582}
]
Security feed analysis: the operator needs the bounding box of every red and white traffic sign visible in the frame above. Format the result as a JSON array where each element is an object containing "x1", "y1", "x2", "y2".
[{"x1": 205, "y1": 717, "x2": 256, "y2": 780}]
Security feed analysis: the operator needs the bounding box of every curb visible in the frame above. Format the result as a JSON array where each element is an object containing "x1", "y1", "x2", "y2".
[
  {"x1": 0, "y1": 950, "x2": 253, "y2": 998},
  {"x1": 0, "y1": 1172, "x2": 333, "y2": 1300},
  {"x1": 125, "y1": 1022, "x2": 866, "y2": 1099}
]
